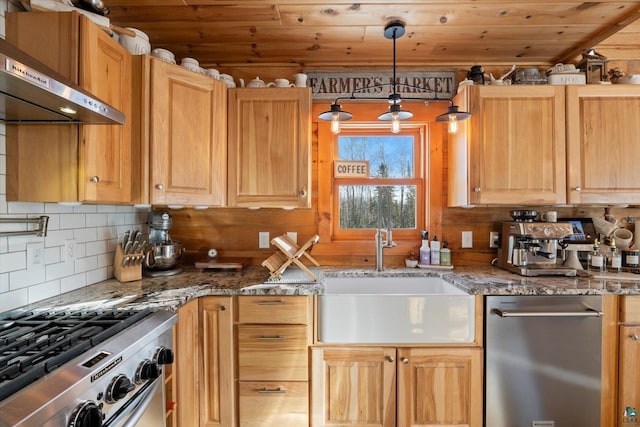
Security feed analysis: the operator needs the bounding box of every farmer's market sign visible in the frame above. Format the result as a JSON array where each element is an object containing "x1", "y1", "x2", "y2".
[{"x1": 306, "y1": 71, "x2": 456, "y2": 100}]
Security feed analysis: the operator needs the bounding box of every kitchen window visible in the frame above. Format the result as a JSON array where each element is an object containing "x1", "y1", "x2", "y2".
[{"x1": 331, "y1": 126, "x2": 425, "y2": 241}]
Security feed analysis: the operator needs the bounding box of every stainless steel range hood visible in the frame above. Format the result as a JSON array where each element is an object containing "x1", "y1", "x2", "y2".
[{"x1": 0, "y1": 37, "x2": 125, "y2": 124}]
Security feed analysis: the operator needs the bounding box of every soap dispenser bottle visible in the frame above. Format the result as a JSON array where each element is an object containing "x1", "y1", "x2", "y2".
[
  {"x1": 588, "y1": 238, "x2": 605, "y2": 273},
  {"x1": 419, "y1": 231, "x2": 430, "y2": 265}
]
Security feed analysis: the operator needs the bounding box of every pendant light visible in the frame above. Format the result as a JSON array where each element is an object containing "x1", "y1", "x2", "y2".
[{"x1": 318, "y1": 20, "x2": 471, "y2": 134}]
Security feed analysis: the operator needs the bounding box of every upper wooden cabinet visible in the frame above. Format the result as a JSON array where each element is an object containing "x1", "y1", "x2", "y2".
[
  {"x1": 566, "y1": 85, "x2": 640, "y2": 204},
  {"x1": 448, "y1": 85, "x2": 566, "y2": 206},
  {"x1": 6, "y1": 11, "x2": 132, "y2": 204},
  {"x1": 132, "y1": 56, "x2": 227, "y2": 207},
  {"x1": 227, "y1": 88, "x2": 312, "y2": 208}
]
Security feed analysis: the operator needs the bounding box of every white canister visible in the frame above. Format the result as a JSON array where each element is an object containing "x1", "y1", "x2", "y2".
[
  {"x1": 180, "y1": 57, "x2": 200, "y2": 72},
  {"x1": 119, "y1": 28, "x2": 151, "y2": 55},
  {"x1": 151, "y1": 48, "x2": 176, "y2": 64},
  {"x1": 206, "y1": 68, "x2": 220, "y2": 79}
]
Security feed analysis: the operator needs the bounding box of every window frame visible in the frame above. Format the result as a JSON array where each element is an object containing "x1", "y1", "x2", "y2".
[{"x1": 330, "y1": 124, "x2": 427, "y2": 241}]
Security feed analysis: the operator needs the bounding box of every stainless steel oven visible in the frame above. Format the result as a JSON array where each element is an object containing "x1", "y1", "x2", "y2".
[
  {"x1": 0, "y1": 308, "x2": 177, "y2": 427},
  {"x1": 485, "y1": 295, "x2": 603, "y2": 427}
]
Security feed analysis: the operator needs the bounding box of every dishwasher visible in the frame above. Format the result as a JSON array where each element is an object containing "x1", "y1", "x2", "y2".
[{"x1": 485, "y1": 295, "x2": 603, "y2": 427}]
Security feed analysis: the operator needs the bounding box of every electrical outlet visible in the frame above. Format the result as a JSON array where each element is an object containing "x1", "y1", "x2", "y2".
[
  {"x1": 461, "y1": 231, "x2": 473, "y2": 248},
  {"x1": 286, "y1": 231, "x2": 298, "y2": 244},
  {"x1": 27, "y1": 242, "x2": 44, "y2": 270},
  {"x1": 258, "y1": 232, "x2": 270, "y2": 249},
  {"x1": 489, "y1": 231, "x2": 499, "y2": 248},
  {"x1": 64, "y1": 239, "x2": 77, "y2": 263}
]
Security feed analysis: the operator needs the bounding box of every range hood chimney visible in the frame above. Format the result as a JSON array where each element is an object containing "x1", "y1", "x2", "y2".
[{"x1": 0, "y1": 37, "x2": 125, "y2": 124}]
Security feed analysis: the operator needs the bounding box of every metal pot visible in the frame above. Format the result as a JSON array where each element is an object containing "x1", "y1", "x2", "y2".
[{"x1": 144, "y1": 241, "x2": 184, "y2": 270}]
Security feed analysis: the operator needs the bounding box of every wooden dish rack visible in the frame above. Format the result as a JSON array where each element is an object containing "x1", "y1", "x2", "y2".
[{"x1": 262, "y1": 234, "x2": 320, "y2": 281}]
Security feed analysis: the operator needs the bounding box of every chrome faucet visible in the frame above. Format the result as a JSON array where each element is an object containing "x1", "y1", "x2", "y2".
[{"x1": 375, "y1": 226, "x2": 397, "y2": 271}]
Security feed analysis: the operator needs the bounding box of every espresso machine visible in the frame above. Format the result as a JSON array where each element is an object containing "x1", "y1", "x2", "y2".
[
  {"x1": 497, "y1": 221, "x2": 577, "y2": 276},
  {"x1": 143, "y1": 211, "x2": 184, "y2": 277}
]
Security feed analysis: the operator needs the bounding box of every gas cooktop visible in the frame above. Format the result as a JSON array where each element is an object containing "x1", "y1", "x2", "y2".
[{"x1": 0, "y1": 309, "x2": 151, "y2": 401}]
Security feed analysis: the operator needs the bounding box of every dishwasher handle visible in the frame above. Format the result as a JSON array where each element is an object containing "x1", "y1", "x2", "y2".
[{"x1": 494, "y1": 308, "x2": 603, "y2": 318}]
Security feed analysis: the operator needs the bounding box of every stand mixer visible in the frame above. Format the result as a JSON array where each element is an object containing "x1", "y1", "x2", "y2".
[{"x1": 143, "y1": 211, "x2": 184, "y2": 277}]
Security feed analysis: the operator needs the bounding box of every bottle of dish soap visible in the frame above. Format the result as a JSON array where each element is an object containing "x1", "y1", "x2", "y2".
[
  {"x1": 430, "y1": 235, "x2": 441, "y2": 265},
  {"x1": 588, "y1": 238, "x2": 605, "y2": 273},
  {"x1": 440, "y1": 241, "x2": 451, "y2": 266},
  {"x1": 419, "y1": 230, "x2": 430, "y2": 265}
]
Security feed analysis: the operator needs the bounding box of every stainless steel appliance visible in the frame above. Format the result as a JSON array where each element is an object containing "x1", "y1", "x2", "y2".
[
  {"x1": 0, "y1": 38, "x2": 124, "y2": 124},
  {"x1": 144, "y1": 211, "x2": 184, "y2": 277},
  {"x1": 485, "y1": 296, "x2": 603, "y2": 427},
  {"x1": 0, "y1": 308, "x2": 176, "y2": 426},
  {"x1": 497, "y1": 221, "x2": 577, "y2": 276}
]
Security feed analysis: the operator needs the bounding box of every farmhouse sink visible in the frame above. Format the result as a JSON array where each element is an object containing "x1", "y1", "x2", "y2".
[{"x1": 318, "y1": 276, "x2": 475, "y2": 344}]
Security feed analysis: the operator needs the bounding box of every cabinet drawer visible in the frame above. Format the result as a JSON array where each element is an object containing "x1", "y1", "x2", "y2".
[
  {"x1": 238, "y1": 325, "x2": 309, "y2": 380},
  {"x1": 621, "y1": 296, "x2": 640, "y2": 323},
  {"x1": 238, "y1": 296, "x2": 310, "y2": 324},
  {"x1": 238, "y1": 381, "x2": 308, "y2": 427}
]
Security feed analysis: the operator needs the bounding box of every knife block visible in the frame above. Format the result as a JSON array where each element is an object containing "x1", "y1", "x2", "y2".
[{"x1": 113, "y1": 245, "x2": 143, "y2": 282}]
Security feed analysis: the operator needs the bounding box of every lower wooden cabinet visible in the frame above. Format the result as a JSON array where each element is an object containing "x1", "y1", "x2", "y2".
[
  {"x1": 174, "y1": 297, "x2": 233, "y2": 427},
  {"x1": 619, "y1": 296, "x2": 640, "y2": 425},
  {"x1": 311, "y1": 346, "x2": 482, "y2": 427},
  {"x1": 236, "y1": 296, "x2": 312, "y2": 427}
]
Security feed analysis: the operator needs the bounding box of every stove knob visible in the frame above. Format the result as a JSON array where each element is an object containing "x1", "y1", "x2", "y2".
[
  {"x1": 155, "y1": 347, "x2": 175, "y2": 365},
  {"x1": 68, "y1": 400, "x2": 103, "y2": 427},
  {"x1": 135, "y1": 359, "x2": 160, "y2": 384},
  {"x1": 105, "y1": 374, "x2": 135, "y2": 403}
]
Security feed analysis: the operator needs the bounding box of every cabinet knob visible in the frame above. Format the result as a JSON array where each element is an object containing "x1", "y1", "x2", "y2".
[
  {"x1": 89, "y1": 176, "x2": 100, "y2": 184},
  {"x1": 473, "y1": 187, "x2": 481, "y2": 193},
  {"x1": 299, "y1": 189, "x2": 307, "y2": 197},
  {"x1": 386, "y1": 356, "x2": 394, "y2": 362},
  {"x1": 155, "y1": 184, "x2": 164, "y2": 190},
  {"x1": 401, "y1": 357, "x2": 409, "y2": 364},
  {"x1": 631, "y1": 334, "x2": 639, "y2": 341},
  {"x1": 574, "y1": 187, "x2": 582, "y2": 192},
  {"x1": 220, "y1": 305, "x2": 226, "y2": 311}
]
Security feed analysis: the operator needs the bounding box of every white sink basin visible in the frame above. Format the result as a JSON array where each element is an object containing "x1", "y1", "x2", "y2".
[{"x1": 318, "y1": 276, "x2": 475, "y2": 344}]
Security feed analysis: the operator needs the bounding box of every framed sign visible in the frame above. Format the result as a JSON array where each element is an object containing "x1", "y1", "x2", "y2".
[
  {"x1": 307, "y1": 71, "x2": 456, "y2": 100},
  {"x1": 334, "y1": 161, "x2": 369, "y2": 178}
]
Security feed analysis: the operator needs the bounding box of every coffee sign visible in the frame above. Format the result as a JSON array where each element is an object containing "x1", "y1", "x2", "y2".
[
  {"x1": 306, "y1": 71, "x2": 456, "y2": 100},
  {"x1": 334, "y1": 161, "x2": 369, "y2": 178}
]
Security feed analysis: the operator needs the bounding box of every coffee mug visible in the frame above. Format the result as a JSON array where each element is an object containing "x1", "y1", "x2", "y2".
[
  {"x1": 541, "y1": 211, "x2": 557, "y2": 223},
  {"x1": 614, "y1": 228, "x2": 633, "y2": 250},
  {"x1": 593, "y1": 216, "x2": 619, "y2": 237}
]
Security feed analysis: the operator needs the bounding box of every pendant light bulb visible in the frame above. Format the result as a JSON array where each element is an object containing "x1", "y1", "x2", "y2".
[
  {"x1": 331, "y1": 113, "x2": 341, "y2": 134},
  {"x1": 447, "y1": 114, "x2": 458, "y2": 134},
  {"x1": 391, "y1": 112, "x2": 401, "y2": 133}
]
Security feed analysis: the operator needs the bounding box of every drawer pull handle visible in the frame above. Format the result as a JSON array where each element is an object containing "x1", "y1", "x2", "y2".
[
  {"x1": 257, "y1": 336, "x2": 285, "y2": 341},
  {"x1": 257, "y1": 301, "x2": 286, "y2": 305},
  {"x1": 258, "y1": 388, "x2": 286, "y2": 394}
]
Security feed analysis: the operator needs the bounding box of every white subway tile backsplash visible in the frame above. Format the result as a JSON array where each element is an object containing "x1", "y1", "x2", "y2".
[
  {"x1": 107, "y1": 214, "x2": 126, "y2": 226},
  {"x1": 96, "y1": 226, "x2": 118, "y2": 241},
  {"x1": 9, "y1": 268, "x2": 46, "y2": 290},
  {"x1": 97, "y1": 205, "x2": 119, "y2": 213},
  {"x1": 60, "y1": 273, "x2": 87, "y2": 294},
  {"x1": 45, "y1": 204, "x2": 75, "y2": 214},
  {"x1": 44, "y1": 246, "x2": 60, "y2": 265},
  {"x1": 75, "y1": 256, "x2": 97, "y2": 273},
  {"x1": 44, "y1": 229, "x2": 76, "y2": 248},
  {"x1": 74, "y1": 228, "x2": 97, "y2": 244},
  {"x1": 86, "y1": 240, "x2": 108, "y2": 257},
  {"x1": 86, "y1": 213, "x2": 108, "y2": 228},
  {"x1": 28, "y1": 281, "x2": 61, "y2": 303},
  {"x1": 0, "y1": 289, "x2": 28, "y2": 312},
  {"x1": 0, "y1": 272, "x2": 8, "y2": 293},
  {"x1": 97, "y1": 253, "x2": 113, "y2": 268},
  {"x1": 60, "y1": 214, "x2": 86, "y2": 229},
  {"x1": 0, "y1": 251, "x2": 26, "y2": 273},
  {"x1": 73, "y1": 204, "x2": 98, "y2": 213},
  {"x1": 46, "y1": 261, "x2": 75, "y2": 281},
  {"x1": 7, "y1": 202, "x2": 45, "y2": 214},
  {"x1": 87, "y1": 267, "x2": 108, "y2": 284}
]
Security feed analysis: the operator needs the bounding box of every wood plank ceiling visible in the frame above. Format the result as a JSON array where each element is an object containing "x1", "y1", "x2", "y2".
[{"x1": 106, "y1": 1, "x2": 640, "y2": 69}]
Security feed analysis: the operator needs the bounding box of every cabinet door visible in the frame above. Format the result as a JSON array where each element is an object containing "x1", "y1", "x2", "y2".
[
  {"x1": 397, "y1": 347, "x2": 482, "y2": 427},
  {"x1": 228, "y1": 88, "x2": 311, "y2": 208},
  {"x1": 566, "y1": 85, "x2": 640, "y2": 204},
  {"x1": 175, "y1": 299, "x2": 200, "y2": 427},
  {"x1": 450, "y1": 85, "x2": 566, "y2": 206},
  {"x1": 311, "y1": 347, "x2": 396, "y2": 427},
  {"x1": 200, "y1": 297, "x2": 235, "y2": 427},
  {"x1": 79, "y1": 15, "x2": 132, "y2": 203},
  {"x1": 149, "y1": 58, "x2": 227, "y2": 206},
  {"x1": 619, "y1": 325, "x2": 640, "y2": 424}
]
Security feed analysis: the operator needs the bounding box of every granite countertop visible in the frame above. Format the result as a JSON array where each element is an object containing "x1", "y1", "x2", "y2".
[{"x1": 3, "y1": 264, "x2": 640, "y2": 316}]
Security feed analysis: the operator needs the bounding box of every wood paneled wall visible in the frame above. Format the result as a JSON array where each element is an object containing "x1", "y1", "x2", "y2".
[{"x1": 171, "y1": 99, "x2": 640, "y2": 270}]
